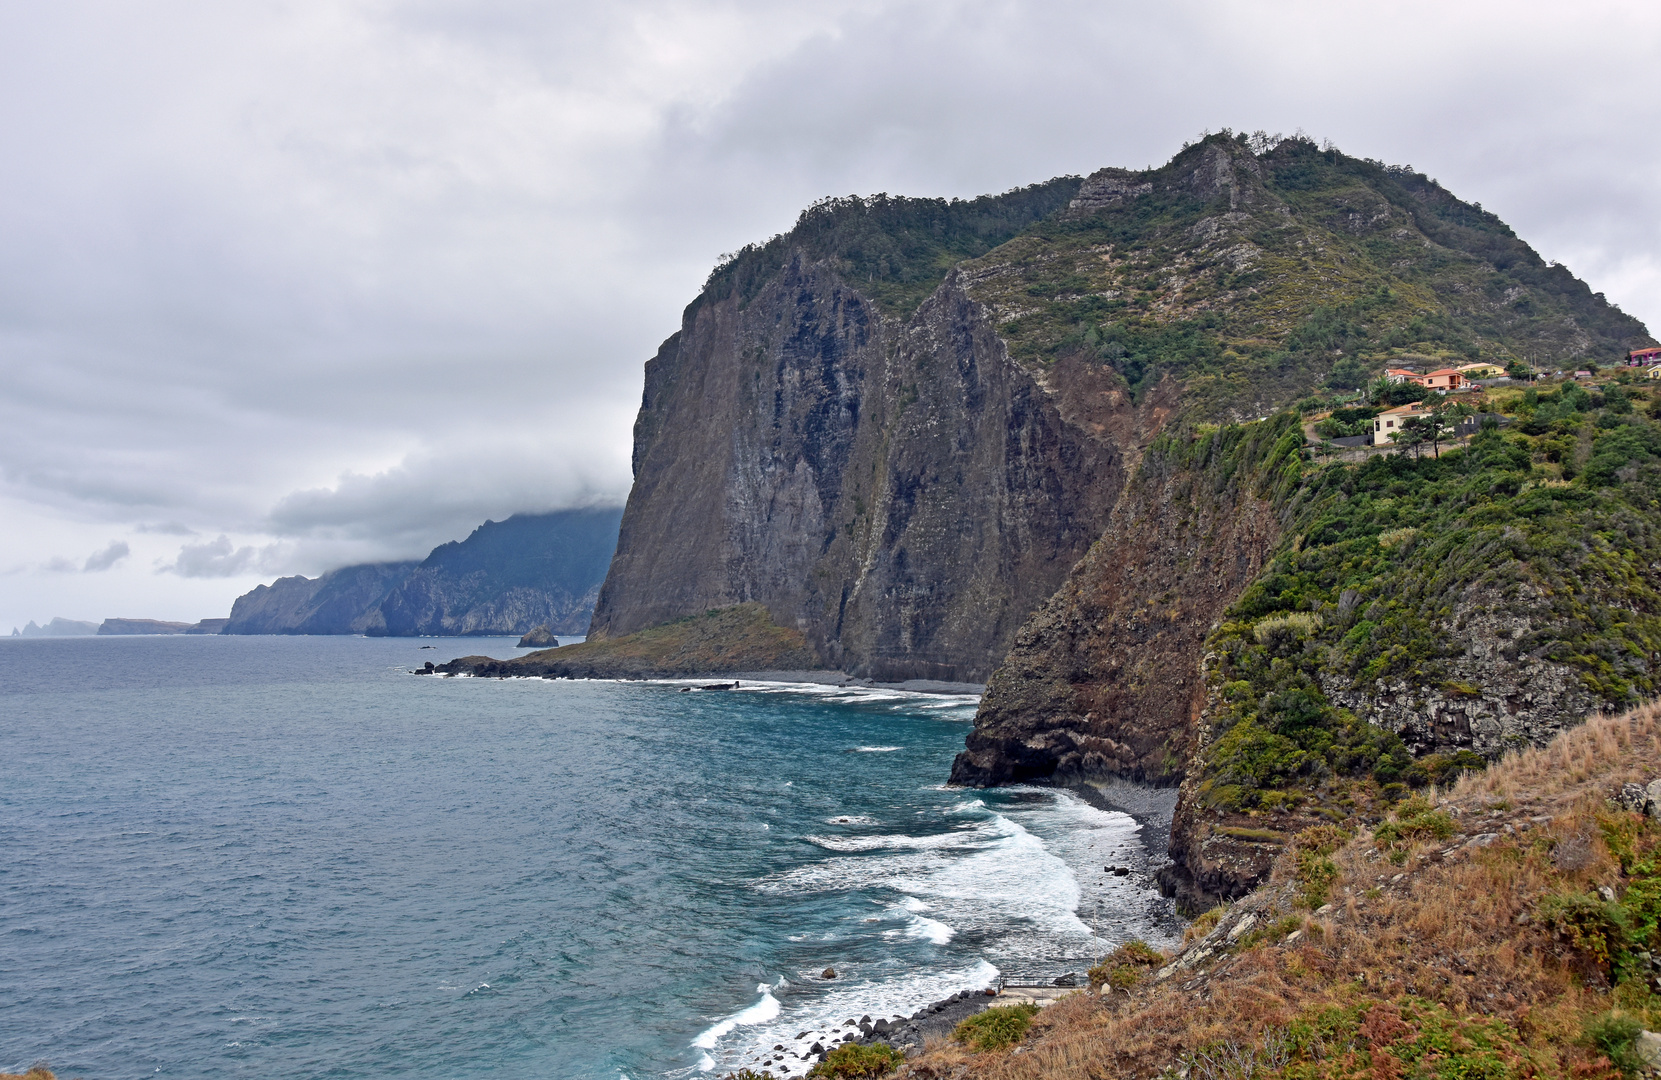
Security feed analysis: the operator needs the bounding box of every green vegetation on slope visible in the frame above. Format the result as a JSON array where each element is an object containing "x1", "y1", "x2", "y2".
[
  {"x1": 700, "y1": 178, "x2": 1083, "y2": 318},
  {"x1": 1192, "y1": 381, "x2": 1661, "y2": 811},
  {"x1": 960, "y1": 133, "x2": 1651, "y2": 414},
  {"x1": 434, "y1": 602, "x2": 819, "y2": 678}
]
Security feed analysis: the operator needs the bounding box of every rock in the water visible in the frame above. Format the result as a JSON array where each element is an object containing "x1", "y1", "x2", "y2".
[
  {"x1": 821, "y1": 967, "x2": 837, "y2": 979},
  {"x1": 517, "y1": 625, "x2": 560, "y2": 648}
]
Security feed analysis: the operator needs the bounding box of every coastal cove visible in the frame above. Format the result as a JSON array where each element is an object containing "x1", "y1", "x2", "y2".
[{"x1": 0, "y1": 635, "x2": 1177, "y2": 1079}]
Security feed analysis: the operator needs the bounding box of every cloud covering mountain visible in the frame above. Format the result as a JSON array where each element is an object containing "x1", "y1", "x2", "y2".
[{"x1": 2, "y1": 0, "x2": 1658, "y2": 626}]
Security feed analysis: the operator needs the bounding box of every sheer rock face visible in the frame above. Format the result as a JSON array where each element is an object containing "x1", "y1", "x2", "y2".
[
  {"x1": 589, "y1": 255, "x2": 1148, "y2": 683},
  {"x1": 223, "y1": 563, "x2": 416, "y2": 635},
  {"x1": 951, "y1": 437, "x2": 1283, "y2": 787}
]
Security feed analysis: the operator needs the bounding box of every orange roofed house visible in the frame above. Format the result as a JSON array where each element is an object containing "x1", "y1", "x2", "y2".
[
  {"x1": 1418, "y1": 368, "x2": 1465, "y2": 390},
  {"x1": 1384, "y1": 367, "x2": 1465, "y2": 390}
]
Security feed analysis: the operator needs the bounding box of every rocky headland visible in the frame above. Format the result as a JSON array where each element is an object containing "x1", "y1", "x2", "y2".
[
  {"x1": 223, "y1": 507, "x2": 622, "y2": 637},
  {"x1": 440, "y1": 133, "x2": 1658, "y2": 934},
  {"x1": 430, "y1": 602, "x2": 818, "y2": 679}
]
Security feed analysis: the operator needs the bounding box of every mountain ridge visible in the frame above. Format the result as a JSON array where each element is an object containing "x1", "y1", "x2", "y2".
[
  {"x1": 223, "y1": 507, "x2": 623, "y2": 637},
  {"x1": 588, "y1": 132, "x2": 1650, "y2": 684}
]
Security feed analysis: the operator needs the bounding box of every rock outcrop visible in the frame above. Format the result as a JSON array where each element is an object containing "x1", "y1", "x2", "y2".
[
  {"x1": 572, "y1": 133, "x2": 1656, "y2": 911},
  {"x1": 593, "y1": 134, "x2": 1650, "y2": 687},
  {"x1": 517, "y1": 625, "x2": 559, "y2": 648},
  {"x1": 223, "y1": 562, "x2": 416, "y2": 635},
  {"x1": 951, "y1": 420, "x2": 1293, "y2": 787}
]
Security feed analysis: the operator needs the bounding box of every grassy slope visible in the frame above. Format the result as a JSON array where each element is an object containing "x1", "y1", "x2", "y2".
[
  {"x1": 909, "y1": 703, "x2": 1661, "y2": 1080},
  {"x1": 434, "y1": 603, "x2": 820, "y2": 678}
]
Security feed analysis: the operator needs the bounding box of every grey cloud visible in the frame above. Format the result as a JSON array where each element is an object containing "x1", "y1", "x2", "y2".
[
  {"x1": 42, "y1": 539, "x2": 131, "y2": 573},
  {"x1": 82, "y1": 540, "x2": 130, "y2": 572},
  {"x1": 264, "y1": 439, "x2": 631, "y2": 567},
  {"x1": 162, "y1": 536, "x2": 285, "y2": 579},
  {"x1": 1, "y1": 0, "x2": 1658, "y2": 626}
]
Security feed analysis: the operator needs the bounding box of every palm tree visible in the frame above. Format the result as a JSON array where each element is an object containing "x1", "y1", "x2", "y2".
[{"x1": 1433, "y1": 401, "x2": 1474, "y2": 456}]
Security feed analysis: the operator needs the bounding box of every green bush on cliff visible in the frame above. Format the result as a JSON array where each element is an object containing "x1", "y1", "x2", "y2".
[
  {"x1": 806, "y1": 1043, "x2": 903, "y2": 1078},
  {"x1": 1196, "y1": 390, "x2": 1661, "y2": 808},
  {"x1": 953, "y1": 1002, "x2": 1040, "y2": 1052}
]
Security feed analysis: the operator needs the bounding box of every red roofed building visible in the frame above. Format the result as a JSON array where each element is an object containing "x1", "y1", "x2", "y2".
[
  {"x1": 1384, "y1": 367, "x2": 1464, "y2": 390},
  {"x1": 1631, "y1": 347, "x2": 1661, "y2": 366},
  {"x1": 1420, "y1": 368, "x2": 1465, "y2": 390}
]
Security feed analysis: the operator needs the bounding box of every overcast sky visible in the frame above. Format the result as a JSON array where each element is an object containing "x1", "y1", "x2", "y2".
[{"x1": 2, "y1": 0, "x2": 1658, "y2": 629}]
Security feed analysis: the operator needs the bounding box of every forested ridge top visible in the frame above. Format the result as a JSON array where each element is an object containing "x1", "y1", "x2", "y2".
[
  {"x1": 696, "y1": 176, "x2": 1084, "y2": 318},
  {"x1": 960, "y1": 132, "x2": 1651, "y2": 419},
  {"x1": 691, "y1": 131, "x2": 1651, "y2": 424}
]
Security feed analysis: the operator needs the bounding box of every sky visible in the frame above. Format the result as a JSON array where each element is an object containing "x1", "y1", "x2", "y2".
[{"x1": 2, "y1": 0, "x2": 1659, "y2": 629}]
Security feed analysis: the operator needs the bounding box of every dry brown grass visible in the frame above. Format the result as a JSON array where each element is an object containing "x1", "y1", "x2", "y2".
[
  {"x1": 0, "y1": 1068, "x2": 57, "y2": 1080},
  {"x1": 901, "y1": 701, "x2": 1661, "y2": 1080}
]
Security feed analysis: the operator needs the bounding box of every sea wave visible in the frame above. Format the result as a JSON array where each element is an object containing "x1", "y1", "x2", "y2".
[
  {"x1": 699, "y1": 961, "x2": 1000, "y2": 1075},
  {"x1": 692, "y1": 983, "x2": 782, "y2": 1051}
]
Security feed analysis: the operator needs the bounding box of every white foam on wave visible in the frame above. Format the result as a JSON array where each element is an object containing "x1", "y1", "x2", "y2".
[
  {"x1": 899, "y1": 896, "x2": 956, "y2": 944},
  {"x1": 825, "y1": 815, "x2": 881, "y2": 826},
  {"x1": 762, "y1": 809, "x2": 1095, "y2": 961},
  {"x1": 851, "y1": 745, "x2": 902, "y2": 752},
  {"x1": 994, "y1": 788, "x2": 1180, "y2": 950},
  {"x1": 702, "y1": 961, "x2": 1000, "y2": 1075},
  {"x1": 692, "y1": 983, "x2": 782, "y2": 1050},
  {"x1": 800, "y1": 820, "x2": 998, "y2": 853}
]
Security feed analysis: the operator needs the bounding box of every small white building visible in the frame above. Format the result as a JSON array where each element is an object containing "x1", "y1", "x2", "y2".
[{"x1": 1373, "y1": 402, "x2": 1434, "y2": 442}]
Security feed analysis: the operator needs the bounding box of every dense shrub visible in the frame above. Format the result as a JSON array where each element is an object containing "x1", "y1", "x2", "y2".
[
  {"x1": 1088, "y1": 940, "x2": 1166, "y2": 991},
  {"x1": 952, "y1": 1003, "x2": 1040, "y2": 1052},
  {"x1": 806, "y1": 1044, "x2": 904, "y2": 1079},
  {"x1": 1194, "y1": 390, "x2": 1661, "y2": 811},
  {"x1": 1584, "y1": 1011, "x2": 1645, "y2": 1074}
]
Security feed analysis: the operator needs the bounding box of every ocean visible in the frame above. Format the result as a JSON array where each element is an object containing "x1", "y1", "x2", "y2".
[{"x1": 0, "y1": 635, "x2": 1176, "y2": 1079}]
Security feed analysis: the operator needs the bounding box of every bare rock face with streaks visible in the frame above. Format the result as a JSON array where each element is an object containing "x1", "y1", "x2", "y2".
[
  {"x1": 590, "y1": 255, "x2": 1143, "y2": 683},
  {"x1": 951, "y1": 427, "x2": 1286, "y2": 788}
]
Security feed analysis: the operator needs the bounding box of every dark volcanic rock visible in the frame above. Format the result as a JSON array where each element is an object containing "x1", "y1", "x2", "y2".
[
  {"x1": 590, "y1": 257, "x2": 1149, "y2": 683},
  {"x1": 951, "y1": 421, "x2": 1286, "y2": 789},
  {"x1": 517, "y1": 625, "x2": 559, "y2": 648}
]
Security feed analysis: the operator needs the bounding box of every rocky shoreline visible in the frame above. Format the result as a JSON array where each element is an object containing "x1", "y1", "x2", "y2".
[
  {"x1": 748, "y1": 987, "x2": 1002, "y2": 1074},
  {"x1": 414, "y1": 663, "x2": 984, "y2": 697}
]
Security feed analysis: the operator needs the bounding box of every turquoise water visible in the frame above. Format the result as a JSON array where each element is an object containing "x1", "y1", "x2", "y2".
[{"x1": 0, "y1": 635, "x2": 1174, "y2": 1079}]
